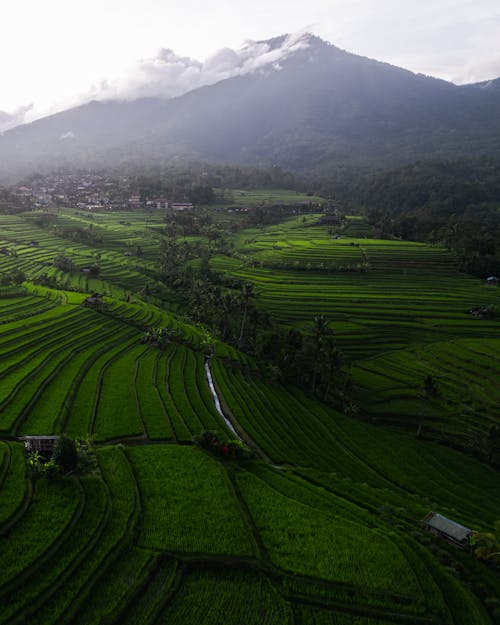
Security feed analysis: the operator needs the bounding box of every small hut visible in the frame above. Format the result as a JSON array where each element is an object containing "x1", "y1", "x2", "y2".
[
  {"x1": 422, "y1": 512, "x2": 474, "y2": 547},
  {"x1": 486, "y1": 276, "x2": 498, "y2": 286},
  {"x1": 22, "y1": 435, "x2": 59, "y2": 457}
]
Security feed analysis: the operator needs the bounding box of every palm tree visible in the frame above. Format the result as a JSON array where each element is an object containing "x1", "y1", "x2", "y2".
[
  {"x1": 311, "y1": 314, "x2": 331, "y2": 391},
  {"x1": 237, "y1": 283, "x2": 254, "y2": 349}
]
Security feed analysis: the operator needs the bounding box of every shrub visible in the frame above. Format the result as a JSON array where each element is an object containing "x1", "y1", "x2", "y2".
[
  {"x1": 194, "y1": 431, "x2": 252, "y2": 462},
  {"x1": 52, "y1": 435, "x2": 79, "y2": 472}
]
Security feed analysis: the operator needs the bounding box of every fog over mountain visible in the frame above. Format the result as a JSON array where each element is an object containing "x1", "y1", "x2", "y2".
[
  {"x1": 83, "y1": 32, "x2": 310, "y2": 103},
  {"x1": 0, "y1": 33, "x2": 311, "y2": 132},
  {"x1": 1, "y1": 34, "x2": 499, "y2": 181},
  {"x1": 0, "y1": 105, "x2": 34, "y2": 134}
]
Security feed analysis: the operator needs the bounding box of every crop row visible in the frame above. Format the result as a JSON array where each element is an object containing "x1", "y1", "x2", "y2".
[
  {"x1": 236, "y1": 469, "x2": 421, "y2": 596},
  {"x1": 0, "y1": 287, "x2": 230, "y2": 441},
  {"x1": 211, "y1": 249, "x2": 500, "y2": 362},
  {"x1": 157, "y1": 568, "x2": 291, "y2": 625},
  {"x1": 0, "y1": 475, "x2": 109, "y2": 624},
  {"x1": 211, "y1": 358, "x2": 500, "y2": 526},
  {"x1": 0, "y1": 442, "x2": 30, "y2": 529},
  {"x1": 0, "y1": 477, "x2": 81, "y2": 590},
  {"x1": 351, "y1": 337, "x2": 500, "y2": 438},
  {"x1": 0, "y1": 310, "x2": 128, "y2": 434},
  {"x1": 210, "y1": 358, "x2": 388, "y2": 480},
  {"x1": 293, "y1": 606, "x2": 409, "y2": 624},
  {"x1": 126, "y1": 445, "x2": 254, "y2": 556},
  {"x1": 25, "y1": 446, "x2": 139, "y2": 625}
]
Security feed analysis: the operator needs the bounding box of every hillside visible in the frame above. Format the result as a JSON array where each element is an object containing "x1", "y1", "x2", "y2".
[
  {"x1": 1, "y1": 35, "x2": 500, "y2": 180},
  {"x1": 0, "y1": 202, "x2": 499, "y2": 624}
]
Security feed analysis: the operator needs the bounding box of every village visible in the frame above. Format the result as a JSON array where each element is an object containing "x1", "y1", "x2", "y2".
[{"x1": 10, "y1": 171, "x2": 197, "y2": 212}]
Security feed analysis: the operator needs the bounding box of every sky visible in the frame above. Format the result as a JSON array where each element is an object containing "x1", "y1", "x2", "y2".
[{"x1": 1, "y1": 0, "x2": 499, "y2": 129}]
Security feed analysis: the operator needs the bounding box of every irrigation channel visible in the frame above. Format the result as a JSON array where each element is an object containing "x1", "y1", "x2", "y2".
[{"x1": 204, "y1": 360, "x2": 242, "y2": 440}]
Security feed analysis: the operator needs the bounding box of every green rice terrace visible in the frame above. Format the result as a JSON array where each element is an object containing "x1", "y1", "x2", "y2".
[{"x1": 0, "y1": 202, "x2": 499, "y2": 624}]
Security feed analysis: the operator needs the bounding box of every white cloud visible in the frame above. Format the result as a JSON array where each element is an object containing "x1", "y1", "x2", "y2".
[
  {"x1": 82, "y1": 31, "x2": 311, "y2": 103},
  {"x1": 0, "y1": 104, "x2": 33, "y2": 133}
]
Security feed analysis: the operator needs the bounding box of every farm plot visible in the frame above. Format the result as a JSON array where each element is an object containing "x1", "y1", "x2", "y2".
[
  {"x1": 29, "y1": 446, "x2": 139, "y2": 625},
  {"x1": 210, "y1": 358, "x2": 391, "y2": 479},
  {"x1": 0, "y1": 210, "x2": 168, "y2": 299},
  {"x1": 127, "y1": 445, "x2": 254, "y2": 556},
  {"x1": 211, "y1": 358, "x2": 500, "y2": 527},
  {"x1": 350, "y1": 337, "x2": 500, "y2": 438},
  {"x1": 135, "y1": 349, "x2": 173, "y2": 439},
  {"x1": 292, "y1": 606, "x2": 414, "y2": 625},
  {"x1": 213, "y1": 224, "x2": 500, "y2": 362},
  {"x1": 0, "y1": 442, "x2": 29, "y2": 529},
  {"x1": 92, "y1": 343, "x2": 148, "y2": 441},
  {"x1": 0, "y1": 477, "x2": 80, "y2": 589},
  {"x1": 64, "y1": 331, "x2": 139, "y2": 438},
  {"x1": 118, "y1": 558, "x2": 179, "y2": 625},
  {"x1": 70, "y1": 546, "x2": 156, "y2": 625},
  {"x1": 0, "y1": 306, "x2": 132, "y2": 435},
  {"x1": 0, "y1": 475, "x2": 109, "y2": 625},
  {"x1": 157, "y1": 568, "x2": 292, "y2": 625},
  {"x1": 236, "y1": 469, "x2": 421, "y2": 596}
]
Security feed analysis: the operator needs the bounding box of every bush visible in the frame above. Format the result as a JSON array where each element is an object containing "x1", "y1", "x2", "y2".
[
  {"x1": 194, "y1": 431, "x2": 252, "y2": 462},
  {"x1": 52, "y1": 435, "x2": 79, "y2": 472}
]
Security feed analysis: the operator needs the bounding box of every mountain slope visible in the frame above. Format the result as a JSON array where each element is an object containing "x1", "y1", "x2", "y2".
[{"x1": 1, "y1": 35, "x2": 500, "y2": 179}]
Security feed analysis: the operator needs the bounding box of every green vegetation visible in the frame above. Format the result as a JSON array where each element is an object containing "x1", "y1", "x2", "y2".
[
  {"x1": 157, "y1": 569, "x2": 291, "y2": 624},
  {"x1": 127, "y1": 445, "x2": 254, "y2": 556},
  {"x1": 0, "y1": 190, "x2": 498, "y2": 624}
]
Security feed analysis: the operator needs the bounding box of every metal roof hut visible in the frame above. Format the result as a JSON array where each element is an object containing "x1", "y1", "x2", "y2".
[
  {"x1": 22, "y1": 435, "x2": 59, "y2": 458},
  {"x1": 422, "y1": 512, "x2": 474, "y2": 547},
  {"x1": 486, "y1": 276, "x2": 498, "y2": 285}
]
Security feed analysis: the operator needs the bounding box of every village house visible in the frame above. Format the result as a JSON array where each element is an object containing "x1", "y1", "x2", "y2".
[
  {"x1": 170, "y1": 202, "x2": 194, "y2": 211},
  {"x1": 128, "y1": 195, "x2": 142, "y2": 207},
  {"x1": 422, "y1": 512, "x2": 474, "y2": 547}
]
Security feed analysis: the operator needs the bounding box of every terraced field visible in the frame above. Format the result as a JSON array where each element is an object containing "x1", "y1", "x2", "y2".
[
  {"x1": 350, "y1": 337, "x2": 500, "y2": 438},
  {"x1": 1, "y1": 206, "x2": 499, "y2": 624},
  {"x1": 212, "y1": 214, "x2": 500, "y2": 442},
  {"x1": 0, "y1": 289, "x2": 229, "y2": 441},
  {"x1": 0, "y1": 209, "x2": 175, "y2": 305},
  {"x1": 1, "y1": 435, "x2": 497, "y2": 624}
]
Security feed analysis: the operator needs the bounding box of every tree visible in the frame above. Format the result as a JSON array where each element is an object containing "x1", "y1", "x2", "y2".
[
  {"x1": 311, "y1": 314, "x2": 330, "y2": 391},
  {"x1": 472, "y1": 522, "x2": 500, "y2": 568},
  {"x1": 52, "y1": 435, "x2": 79, "y2": 472},
  {"x1": 237, "y1": 283, "x2": 255, "y2": 349},
  {"x1": 53, "y1": 254, "x2": 76, "y2": 272},
  {"x1": 424, "y1": 374, "x2": 440, "y2": 398}
]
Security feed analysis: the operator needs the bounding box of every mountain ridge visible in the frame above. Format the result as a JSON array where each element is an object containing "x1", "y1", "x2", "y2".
[{"x1": 1, "y1": 33, "x2": 499, "y2": 181}]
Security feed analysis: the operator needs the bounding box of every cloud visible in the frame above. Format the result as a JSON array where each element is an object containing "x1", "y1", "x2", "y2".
[
  {"x1": 83, "y1": 31, "x2": 311, "y2": 102},
  {"x1": 0, "y1": 104, "x2": 33, "y2": 132},
  {"x1": 454, "y1": 56, "x2": 500, "y2": 85}
]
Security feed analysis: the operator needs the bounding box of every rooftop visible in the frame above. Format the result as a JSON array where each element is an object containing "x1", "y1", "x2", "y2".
[{"x1": 423, "y1": 512, "x2": 472, "y2": 542}]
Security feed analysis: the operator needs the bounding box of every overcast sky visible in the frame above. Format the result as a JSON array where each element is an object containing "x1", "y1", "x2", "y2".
[{"x1": 1, "y1": 0, "x2": 499, "y2": 128}]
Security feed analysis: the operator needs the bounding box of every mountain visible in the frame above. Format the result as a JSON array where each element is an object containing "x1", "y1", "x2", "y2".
[{"x1": 1, "y1": 34, "x2": 500, "y2": 180}]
